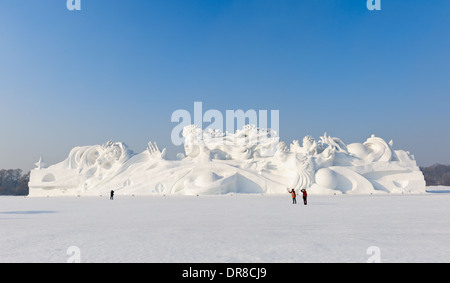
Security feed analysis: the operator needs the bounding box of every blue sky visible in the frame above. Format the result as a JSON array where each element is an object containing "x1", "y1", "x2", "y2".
[{"x1": 1, "y1": 0, "x2": 449, "y2": 172}]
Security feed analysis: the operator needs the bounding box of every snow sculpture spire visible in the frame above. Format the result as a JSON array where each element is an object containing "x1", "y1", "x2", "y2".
[{"x1": 35, "y1": 157, "x2": 46, "y2": 170}]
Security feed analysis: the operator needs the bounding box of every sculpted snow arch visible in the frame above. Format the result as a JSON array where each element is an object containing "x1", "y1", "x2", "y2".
[{"x1": 42, "y1": 173, "x2": 56, "y2": 183}]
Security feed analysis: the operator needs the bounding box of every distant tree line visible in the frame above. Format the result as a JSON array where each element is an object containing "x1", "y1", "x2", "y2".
[
  {"x1": 0, "y1": 169, "x2": 29, "y2": 196},
  {"x1": 420, "y1": 164, "x2": 450, "y2": 186}
]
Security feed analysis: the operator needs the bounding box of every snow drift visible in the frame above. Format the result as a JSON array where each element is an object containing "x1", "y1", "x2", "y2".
[{"x1": 28, "y1": 125, "x2": 425, "y2": 196}]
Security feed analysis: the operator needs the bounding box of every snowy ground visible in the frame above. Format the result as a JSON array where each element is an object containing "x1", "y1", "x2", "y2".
[{"x1": 1, "y1": 190, "x2": 450, "y2": 263}]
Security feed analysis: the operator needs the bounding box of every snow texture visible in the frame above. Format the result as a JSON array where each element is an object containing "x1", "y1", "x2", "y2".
[
  {"x1": 29, "y1": 125, "x2": 425, "y2": 196},
  {"x1": 1, "y1": 192, "x2": 449, "y2": 262}
]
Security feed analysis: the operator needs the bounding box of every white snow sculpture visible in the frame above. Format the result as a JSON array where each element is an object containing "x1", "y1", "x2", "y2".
[
  {"x1": 35, "y1": 157, "x2": 46, "y2": 170},
  {"x1": 28, "y1": 125, "x2": 425, "y2": 196}
]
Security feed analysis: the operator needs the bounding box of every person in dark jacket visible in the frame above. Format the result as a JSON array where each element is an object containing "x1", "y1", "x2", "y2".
[
  {"x1": 110, "y1": 190, "x2": 114, "y2": 200},
  {"x1": 301, "y1": 189, "x2": 307, "y2": 205}
]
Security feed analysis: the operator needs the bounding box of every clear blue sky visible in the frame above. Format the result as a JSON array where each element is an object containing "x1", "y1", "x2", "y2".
[{"x1": 1, "y1": 0, "x2": 449, "y2": 172}]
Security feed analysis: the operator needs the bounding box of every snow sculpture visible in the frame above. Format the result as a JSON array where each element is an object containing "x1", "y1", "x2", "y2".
[
  {"x1": 28, "y1": 125, "x2": 426, "y2": 196},
  {"x1": 35, "y1": 157, "x2": 46, "y2": 170}
]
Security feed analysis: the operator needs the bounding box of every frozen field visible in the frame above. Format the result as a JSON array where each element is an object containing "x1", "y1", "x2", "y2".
[{"x1": 1, "y1": 191, "x2": 450, "y2": 263}]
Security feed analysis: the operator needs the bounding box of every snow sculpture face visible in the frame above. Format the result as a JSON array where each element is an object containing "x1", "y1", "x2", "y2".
[
  {"x1": 96, "y1": 141, "x2": 124, "y2": 169},
  {"x1": 182, "y1": 125, "x2": 202, "y2": 158}
]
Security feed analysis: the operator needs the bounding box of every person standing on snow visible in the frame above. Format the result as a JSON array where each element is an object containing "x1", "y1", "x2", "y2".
[
  {"x1": 110, "y1": 190, "x2": 114, "y2": 200},
  {"x1": 288, "y1": 188, "x2": 297, "y2": 204},
  {"x1": 301, "y1": 189, "x2": 307, "y2": 205}
]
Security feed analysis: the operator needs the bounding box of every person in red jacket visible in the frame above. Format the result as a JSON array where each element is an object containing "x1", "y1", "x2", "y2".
[
  {"x1": 301, "y1": 189, "x2": 307, "y2": 205},
  {"x1": 288, "y1": 188, "x2": 297, "y2": 204}
]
